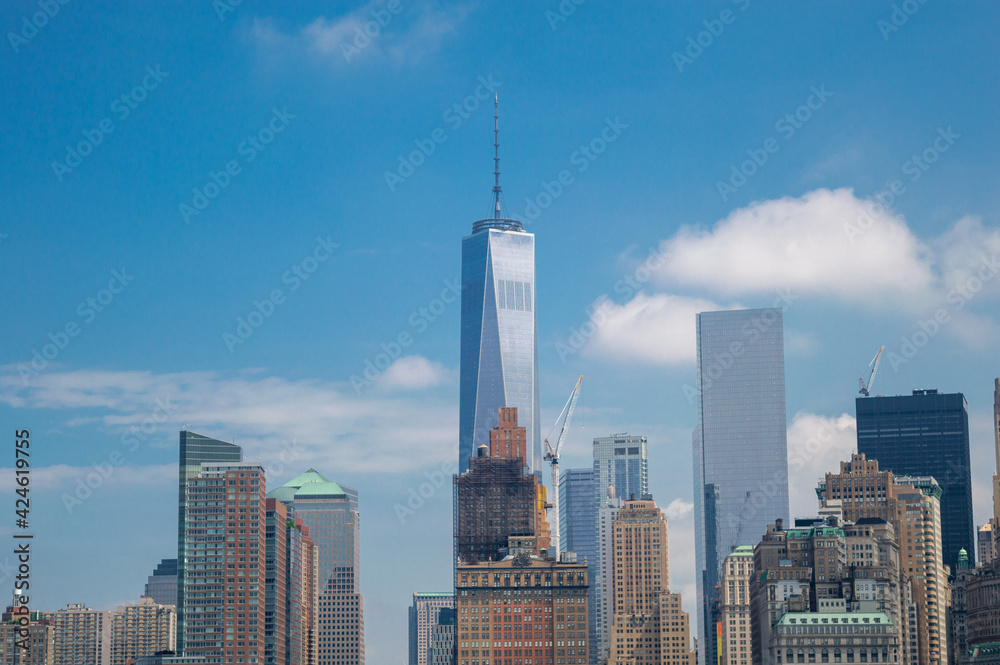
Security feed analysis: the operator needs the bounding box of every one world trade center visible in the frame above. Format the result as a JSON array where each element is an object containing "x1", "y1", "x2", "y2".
[{"x1": 458, "y1": 97, "x2": 540, "y2": 475}]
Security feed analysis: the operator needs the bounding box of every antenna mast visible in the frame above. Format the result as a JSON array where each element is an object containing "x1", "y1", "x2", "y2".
[{"x1": 493, "y1": 94, "x2": 501, "y2": 219}]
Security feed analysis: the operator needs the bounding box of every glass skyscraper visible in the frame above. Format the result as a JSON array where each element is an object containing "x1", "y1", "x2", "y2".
[
  {"x1": 592, "y1": 433, "x2": 648, "y2": 510},
  {"x1": 693, "y1": 308, "x2": 789, "y2": 665},
  {"x1": 559, "y1": 468, "x2": 597, "y2": 665},
  {"x1": 176, "y1": 430, "x2": 242, "y2": 652},
  {"x1": 269, "y1": 468, "x2": 364, "y2": 665},
  {"x1": 856, "y1": 388, "x2": 974, "y2": 572},
  {"x1": 458, "y1": 98, "x2": 539, "y2": 476},
  {"x1": 459, "y1": 220, "x2": 539, "y2": 475}
]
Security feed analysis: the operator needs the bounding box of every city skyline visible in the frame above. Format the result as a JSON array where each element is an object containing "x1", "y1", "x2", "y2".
[{"x1": 3, "y1": 3, "x2": 1000, "y2": 664}]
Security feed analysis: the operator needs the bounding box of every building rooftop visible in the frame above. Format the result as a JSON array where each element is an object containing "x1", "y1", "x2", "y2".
[
  {"x1": 267, "y1": 468, "x2": 347, "y2": 502},
  {"x1": 777, "y1": 612, "x2": 893, "y2": 626}
]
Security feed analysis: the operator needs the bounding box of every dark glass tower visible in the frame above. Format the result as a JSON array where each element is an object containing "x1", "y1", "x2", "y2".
[
  {"x1": 458, "y1": 97, "x2": 539, "y2": 474},
  {"x1": 559, "y1": 467, "x2": 597, "y2": 665},
  {"x1": 856, "y1": 389, "x2": 974, "y2": 572},
  {"x1": 176, "y1": 430, "x2": 242, "y2": 652},
  {"x1": 693, "y1": 308, "x2": 789, "y2": 665}
]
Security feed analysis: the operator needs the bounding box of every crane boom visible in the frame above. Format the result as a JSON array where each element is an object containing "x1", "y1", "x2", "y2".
[
  {"x1": 859, "y1": 345, "x2": 885, "y2": 396},
  {"x1": 544, "y1": 376, "x2": 583, "y2": 558}
]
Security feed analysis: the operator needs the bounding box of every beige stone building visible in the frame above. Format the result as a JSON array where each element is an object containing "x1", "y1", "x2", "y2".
[
  {"x1": 607, "y1": 497, "x2": 694, "y2": 665},
  {"x1": 110, "y1": 596, "x2": 176, "y2": 665},
  {"x1": 720, "y1": 546, "x2": 754, "y2": 665},
  {"x1": 0, "y1": 606, "x2": 52, "y2": 665}
]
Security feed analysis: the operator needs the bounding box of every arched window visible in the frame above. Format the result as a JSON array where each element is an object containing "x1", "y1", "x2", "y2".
[
  {"x1": 809, "y1": 649, "x2": 817, "y2": 663},
  {"x1": 834, "y1": 649, "x2": 842, "y2": 663},
  {"x1": 860, "y1": 649, "x2": 868, "y2": 663},
  {"x1": 788, "y1": 649, "x2": 795, "y2": 664},
  {"x1": 822, "y1": 648, "x2": 830, "y2": 663},
  {"x1": 847, "y1": 648, "x2": 855, "y2": 663},
  {"x1": 872, "y1": 649, "x2": 879, "y2": 663},
  {"x1": 798, "y1": 649, "x2": 806, "y2": 663}
]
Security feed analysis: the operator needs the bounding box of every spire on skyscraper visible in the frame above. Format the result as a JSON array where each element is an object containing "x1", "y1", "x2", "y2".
[{"x1": 493, "y1": 93, "x2": 502, "y2": 220}]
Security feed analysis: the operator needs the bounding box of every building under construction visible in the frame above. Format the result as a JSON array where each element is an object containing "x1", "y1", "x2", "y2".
[{"x1": 454, "y1": 407, "x2": 551, "y2": 563}]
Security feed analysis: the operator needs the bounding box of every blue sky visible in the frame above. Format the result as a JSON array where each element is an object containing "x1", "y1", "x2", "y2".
[{"x1": 2, "y1": 1, "x2": 999, "y2": 662}]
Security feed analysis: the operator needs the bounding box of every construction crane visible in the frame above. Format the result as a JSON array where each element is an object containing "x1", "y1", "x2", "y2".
[
  {"x1": 544, "y1": 375, "x2": 582, "y2": 558},
  {"x1": 859, "y1": 345, "x2": 885, "y2": 396}
]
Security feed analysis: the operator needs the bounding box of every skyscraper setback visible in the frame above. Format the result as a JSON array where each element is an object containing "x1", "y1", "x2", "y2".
[
  {"x1": 458, "y1": 97, "x2": 540, "y2": 475},
  {"x1": 693, "y1": 307, "x2": 789, "y2": 665}
]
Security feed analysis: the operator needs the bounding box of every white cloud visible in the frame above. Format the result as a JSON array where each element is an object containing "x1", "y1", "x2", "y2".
[
  {"x1": 0, "y1": 463, "x2": 174, "y2": 492},
  {"x1": 655, "y1": 188, "x2": 936, "y2": 305},
  {"x1": 378, "y1": 355, "x2": 448, "y2": 390},
  {"x1": 664, "y1": 498, "x2": 694, "y2": 521},
  {"x1": 0, "y1": 368, "x2": 457, "y2": 474},
  {"x1": 251, "y1": 2, "x2": 472, "y2": 68},
  {"x1": 786, "y1": 411, "x2": 857, "y2": 518},
  {"x1": 582, "y1": 293, "x2": 735, "y2": 365}
]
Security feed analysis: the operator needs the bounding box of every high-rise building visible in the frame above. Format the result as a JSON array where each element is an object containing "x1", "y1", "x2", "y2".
[
  {"x1": 694, "y1": 308, "x2": 789, "y2": 665},
  {"x1": 176, "y1": 430, "x2": 242, "y2": 652},
  {"x1": 592, "y1": 434, "x2": 648, "y2": 511},
  {"x1": 458, "y1": 99, "x2": 539, "y2": 476},
  {"x1": 559, "y1": 468, "x2": 597, "y2": 665},
  {"x1": 182, "y1": 462, "x2": 267, "y2": 663},
  {"x1": 41, "y1": 603, "x2": 113, "y2": 665},
  {"x1": 992, "y1": 378, "x2": 1000, "y2": 559},
  {"x1": 268, "y1": 469, "x2": 363, "y2": 665},
  {"x1": 719, "y1": 546, "x2": 754, "y2": 665},
  {"x1": 409, "y1": 593, "x2": 455, "y2": 665},
  {"x1": 428, "y1": 608, "x2": 456, "y2": 665},
  {"x1": 596, "y1": 492, "x2": 624, "y2": 663},
  {"x1": 144, "y1": 559, "x2": 178, "y2": 608},
  {"x1": 455, "y1": 553, "x2": 590, "y2": 665},
  {"x1": 111, "y1": 596, "x2": 177, "y2": 665},
  {"x1": 978, "y1": 523, "x2": 995, "y2": 568},
  {"x1": 607, "y1": 496, "x2": 695, "y2": 665},
  {"x1": 1, "y1": 604, "x2": 52, "y2": 665},
  {"x1": 455, "y1": 409, "x2": 550, "y2": 563},
  {"x1": 856, "y1": 389, "x2": 974, "y2": 571}
]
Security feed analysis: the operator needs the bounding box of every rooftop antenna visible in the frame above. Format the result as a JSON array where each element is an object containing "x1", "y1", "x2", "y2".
[{"x1": 492, "y1": 93, "x2": 502, "y2": 219}]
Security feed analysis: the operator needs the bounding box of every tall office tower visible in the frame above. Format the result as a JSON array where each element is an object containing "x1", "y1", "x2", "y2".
[
  {"x1": 428, "y1": 608, "x2": 456, "y2": 665},
  {"x1": 592, "y1": 434, "x2": 648, "y2": 511},
  {"x1": 455, "y1": 409, "x2": 550, "y2": 563},
  {"x1": 110, "y1": 596, "x2": 177, "y2": 665},
  {"x1": 694, "y1": 308, "x2": 789, "y2": 665},
  {"x1": 559, "y1": 468, "x2": 597, "y2": 665},
  {"x1": 719, "y1": 546, "x2": 754, "y2": 665},
  {"x1": 176, "y1": 430, "x2": 242, "y2": 652},
  {"x1": 608, "y1": 496, "x2": 696, "y2": 665},
  {"x1": 596, "y1": 491, "x2": 624, "y2": 663},
  {"x1": 1, "y1": 605, "x2": 51, "y2": 665},
  {"x1": 144, "y1": 559, "x2": 178, "y2": 608},
  {"x1": 950, "y1": 550, "x2": 973, "y2": 665},
  {"x1": 182, "y1": 462, "x2": 267, "y2": 663},
  {"x1": 458, "y1": 99, "x2": 539, "y2": 476},
  {"x1": 264, "y1": 498, "x2": 319, "y2": 665},
  {"x1": 455, "y1": 553, "x2": 590, "y2": 665},
  {"x1": 269, "y1": 469, "x2": 363, "y2": 665},
  {"x1": 856, "y1": 389, "x2": 973, "y2": 571},
  {"x1": 41, "y1": 603, "x2": 113, "y2": 665},
  {"x1": 409, "y1": 594, "x2": 455, "y2": 665}
]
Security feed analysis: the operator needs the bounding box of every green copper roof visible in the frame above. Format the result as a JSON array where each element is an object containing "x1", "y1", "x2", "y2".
[
  {"x1": 957, "y1": 548, "x2": 970, "y2": 570},
  {"x1": 730, "y1": 546, "x2": 754, "y2": 556},
  {"x1": 267, "y1": 468, "x2": 346, "y2": 502},
  {"x1": 777, "y1": 612, "x2": 892, "y2": 626}
]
